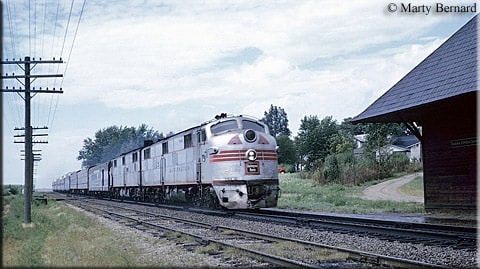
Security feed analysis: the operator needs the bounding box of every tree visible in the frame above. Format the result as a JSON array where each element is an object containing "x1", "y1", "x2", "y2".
[
  {"x1": 262, "y1": 104, "x2": 291, "y2": 138},
  {"x1": 363, "y1": 122, "x2": 405, "y2": 159},
  {"x1": 276, "y1": 134, "x2": 297, "y2": 167},
  {"x1": 295, "y1": 115, "x2": 343, "y2": 170},
  {"x1": 331, "y1": 118, "x2": 357, "y2": 154},
  {"x1": 295, "y1": 115, "x2": 320, "y2": 169},
  {"x1": 78, "y1": 124, "x2": 162, "y2": 167}
]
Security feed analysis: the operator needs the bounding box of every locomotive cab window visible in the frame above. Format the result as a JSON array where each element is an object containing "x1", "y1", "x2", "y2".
[
  {"x1": 144, "y1": 148, "x2": 151, "y2": 159},
  {"x1": 132, "y1": 152, "x2": 138, "y2": 162},
  {"x1": 184, "y1": 134, "x2": 192, "y2": 148},
  {"x1": 242, "y1": 120, "x2": 265, "y2": 133},
  {"x1": 197, "y1": 129, "x2": 207, "y2": 143},
  {"x1": 162, "y1": 142, "x2": 168, "y2": 154},
  {"x1": 211, "y1": 120, "x2": 238, "y2": 135}
]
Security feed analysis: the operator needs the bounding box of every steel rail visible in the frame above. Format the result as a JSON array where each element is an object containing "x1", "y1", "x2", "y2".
[
  {"x1": 71, "y1": 200, "x2": 318, "y2": 268},
  {"x1": 70, "y1": 199, "x2": 448, "y2": 268},
  {"x1": 235, "y1": 209, "x2": 477, "y2": 249}
]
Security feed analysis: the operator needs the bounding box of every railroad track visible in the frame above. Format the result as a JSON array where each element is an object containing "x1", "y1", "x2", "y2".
[
  {"x1": 64, "y1": 197, "x2": 452, "y2": 268},
  {"x1": 235, "y1": 209, "x2": 477, "y2": 250}
]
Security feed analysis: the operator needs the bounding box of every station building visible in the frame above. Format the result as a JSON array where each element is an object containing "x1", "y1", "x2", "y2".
[{"x1": 352, "y1": 15, "x2": 477, "y2": 213}]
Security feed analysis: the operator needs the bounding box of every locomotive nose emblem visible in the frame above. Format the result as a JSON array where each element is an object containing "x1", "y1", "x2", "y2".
[{"x1": 246, "y1": 149, "x2": 257, "y2": 161}]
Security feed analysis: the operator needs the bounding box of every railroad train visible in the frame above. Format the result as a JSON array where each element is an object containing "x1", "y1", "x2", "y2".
[{"x1": 52, "y1": 114, "x2": 280, "y2": 209}]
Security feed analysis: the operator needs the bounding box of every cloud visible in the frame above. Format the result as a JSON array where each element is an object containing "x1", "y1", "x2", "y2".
[{"x1": 59, "y1": 0, "x2": 450, "y2": 111}]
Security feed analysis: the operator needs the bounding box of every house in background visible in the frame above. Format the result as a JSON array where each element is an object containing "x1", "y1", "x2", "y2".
[
  {"x1": 354, "y1": 134, "x2": 422, "y2": 162},
  {"x1": 376, "y1": 136, "x2": 421, "y2": 162},
  {"x1": 391, "y1": 136, "x2": 421, "y2": 162}
]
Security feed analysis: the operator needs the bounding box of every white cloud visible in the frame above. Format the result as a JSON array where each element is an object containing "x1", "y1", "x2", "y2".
[{"x1": 60, "y1": 0, "x2": 449, "y2": 111}]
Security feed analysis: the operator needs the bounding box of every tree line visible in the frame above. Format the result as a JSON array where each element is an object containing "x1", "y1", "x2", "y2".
[
  {"x1": 78, "y1": 124, "x2": 162, "y2": 167},
  {"x1": 78, "y1": 105, "x2": 422, "y2": 185}
]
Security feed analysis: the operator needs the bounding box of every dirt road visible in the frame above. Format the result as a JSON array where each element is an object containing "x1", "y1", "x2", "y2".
[{"x1": 362, "y1": 173, "x2": 423, "y2": 203}]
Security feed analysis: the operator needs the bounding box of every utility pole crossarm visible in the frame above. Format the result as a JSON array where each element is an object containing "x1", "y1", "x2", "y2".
[
  {"x1": 2, "y1": 88, "x2": 63, "y2": 93},
  {"x1": 2, "y1": 74, "x2": 63, "y2": 79},
  {"x1": 1, "y1": 58, "x2": 63, "y2": 64}
]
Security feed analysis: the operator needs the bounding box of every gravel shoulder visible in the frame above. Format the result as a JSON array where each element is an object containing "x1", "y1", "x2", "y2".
[{"x1": 362, "y1": 173, "x2": 424, "y2": 203}]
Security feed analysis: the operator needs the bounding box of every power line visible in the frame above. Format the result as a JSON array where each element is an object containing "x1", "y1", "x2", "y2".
[
  {"x1": 62, "y1": 0, "x2": 86, "y2": 80},
  {"x1": 59, "y1": 0, "x2": 75, "y2": 59}
]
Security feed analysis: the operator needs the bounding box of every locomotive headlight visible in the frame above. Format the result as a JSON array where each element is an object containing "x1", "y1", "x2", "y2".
[
  {"x1": 246, "y1": 149, "x2": 257, "y2": 161},
  {"x1": 244, "y1": 129, "x2": 256, "y2": 143}
]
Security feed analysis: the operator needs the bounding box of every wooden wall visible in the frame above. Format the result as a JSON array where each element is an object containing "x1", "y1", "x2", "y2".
[{"x1": 421, "y1": 92, "x2": 477, "y2": 212}]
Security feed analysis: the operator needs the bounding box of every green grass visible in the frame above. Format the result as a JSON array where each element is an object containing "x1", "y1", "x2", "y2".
[
  {"x1": 398, "y1": 175, "x2": 424, "y2": 196},
  {"x1": 2, "y1": 194, "x2": 143, "y2": 267},
  {"x1": 2, "y1": 194, "x2": 221, "y2": 267},
  {"x1": 277, "y1": 173, "x2": 424, "y2": 213}
]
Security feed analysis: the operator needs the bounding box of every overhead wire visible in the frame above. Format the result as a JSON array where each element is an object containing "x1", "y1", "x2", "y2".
[
  {"x1": 40, "y1": 0, "x2": 48, "y2": 57},
  {"x1": 50, "y1": 0, "x2": 75, "y2": 136},
  {"x1": 49, "y1": 0, "x2": 75, "y2": 134},
  {"x1": 3, "y1": 0, "x2": 24, "y2": 155},
  {"x1": 5, "y1": 0, "x2": 17, "y2": 57},
  {"x1": 49, "y1": 0, "x2": 86, "y2": 134}
]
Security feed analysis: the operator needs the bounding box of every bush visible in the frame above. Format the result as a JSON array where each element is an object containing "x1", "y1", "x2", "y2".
[
  {"x1": 302, "y1": 151, "x2": 422, "y2": 186},
  {"x1": 3, "y1": 185, "x2": 21, "y2": 196},
  {"x1": 9, "y1": 185, "x2": 20, "y2": 195},
  {"x1": 323, "y1": 155, "x2": 339, "y2": 183},
  {"x1": 407, "y1": 160, "x2": 423, "y2": 173},
  {"x1": 385, "y1": 152, "x2": 409, "y2": 174}
]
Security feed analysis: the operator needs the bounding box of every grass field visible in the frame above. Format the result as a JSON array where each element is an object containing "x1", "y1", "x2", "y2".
[
  {"x1": 277, "y1": 173, "x2": 424, "y2": 213},
  {"x1": 398, "y1": 175, "x2": 424, "y2": 197}
]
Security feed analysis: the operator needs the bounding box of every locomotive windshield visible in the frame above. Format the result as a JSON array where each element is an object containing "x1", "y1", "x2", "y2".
[
  {"x1": 210, "y1": 118, "x2": 266, "y2": 135},
  {"x1": 242, "y1": 120, "x2": 265, "y2": 133},
  {"x1": 210, "y1": 120, "x2": 239, "y2": 135}
]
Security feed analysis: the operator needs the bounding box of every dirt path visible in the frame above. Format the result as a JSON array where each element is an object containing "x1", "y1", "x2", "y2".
[{"x1": 362, "y1": 173, "x2": 424, "y2": 203}]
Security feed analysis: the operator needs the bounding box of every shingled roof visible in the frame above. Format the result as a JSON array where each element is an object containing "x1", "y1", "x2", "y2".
[{"x1": 352, "y1": 15, "x2": 477, "y2": 123}]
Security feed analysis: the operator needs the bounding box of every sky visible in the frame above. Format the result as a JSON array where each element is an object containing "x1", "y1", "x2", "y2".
[{"x1": 2, "y1": 0, "x2": 477, "y2": 189}]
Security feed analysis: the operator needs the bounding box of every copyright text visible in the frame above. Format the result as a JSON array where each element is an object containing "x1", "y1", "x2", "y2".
[{"x1": 387, "y1": 2, "x2": 477, "y2": 15}]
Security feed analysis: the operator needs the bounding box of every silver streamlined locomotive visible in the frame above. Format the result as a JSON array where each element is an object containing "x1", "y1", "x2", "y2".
[{"x1": 52, "y1": 114, "x2": 280, "y2": 209}]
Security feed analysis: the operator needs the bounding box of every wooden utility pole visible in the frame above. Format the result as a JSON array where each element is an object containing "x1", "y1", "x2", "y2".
[{"x1": 1, "y1": 56, "x2": 63, "y2": 224}]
